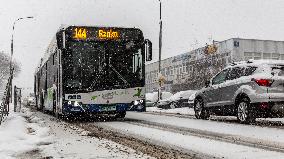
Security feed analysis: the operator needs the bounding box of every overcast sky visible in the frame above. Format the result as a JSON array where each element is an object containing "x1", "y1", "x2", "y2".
[{"x1": 1, "y1": 0, "x2": 284, "y2": 94}]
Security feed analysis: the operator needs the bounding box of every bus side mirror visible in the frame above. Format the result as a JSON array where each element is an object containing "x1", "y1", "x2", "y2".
[{"x1": 145, "y1": 39, "x2": 152, "y2": 61}]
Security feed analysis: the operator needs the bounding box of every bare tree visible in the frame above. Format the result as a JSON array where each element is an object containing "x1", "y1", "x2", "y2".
[{"x1": 0, "y1": 51, "x2": 21, "y2": 88}]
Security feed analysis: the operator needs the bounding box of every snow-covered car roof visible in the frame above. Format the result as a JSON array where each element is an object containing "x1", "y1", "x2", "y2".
[
  {"x1": 169, "y1": 90, "x2": 197, "y2": 101},
  {"x1": 188, "y1": 91, "x2": 197, "y2": 101},
  {"x1": 226, "y1": 59, "x2": 284, "y2": 69},
  {"x1": 205, "y1": 59, "x2": 284, "y2": 89}
]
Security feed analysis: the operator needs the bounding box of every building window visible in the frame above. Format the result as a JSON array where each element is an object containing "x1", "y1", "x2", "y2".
[
  {"x1": 166, "y1": 67, "x2": 169, "y2": 75},
  {"x1": 161, "y1": 68, "x2": 165, "y2": 76},
  {"x1": 280, "y1": 54, "x2": 284, "y2": 60},
  {"x1": 263, "y1": 53, "x2": 271, "y2": 59},
  {"x1": 244, "y1": 52, "x2": 261, "y2": 60},
  {"x1": 174, "y1": 66, "x2": 178, "y2": 75},
  {"x1": 234, "y1": 41, "x2": 239, "y2": 47},
  {"x1": 272, "y1": 53, "x2": 280, "y2": 60},
  {"x1": 170, "y1": 67, "x2": 174, "y2": 75},
  {"x1": 182, "y1": 64, "x2": 187, "y2": 73},
  {"x1": 254, "y1": 53, "x2": 261, "y2": 60}
]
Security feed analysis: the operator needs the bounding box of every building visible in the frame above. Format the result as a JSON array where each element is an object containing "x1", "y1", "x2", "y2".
[{"x1": 146, "y1": 38, "x2": 284, "y2": 93}]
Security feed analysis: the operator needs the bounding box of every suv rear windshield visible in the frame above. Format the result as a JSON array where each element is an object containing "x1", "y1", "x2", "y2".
[
  {"x1": 226, "y1": 66, "x2": 257, "y2": 81},
  {"x1": 244, "y1": 66, "x2": 257, "y2": 76}
]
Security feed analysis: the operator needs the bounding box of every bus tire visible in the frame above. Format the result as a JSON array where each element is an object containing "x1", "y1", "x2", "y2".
[{"x1": 116, "y1": 111, "x2": 126, "y2": 118}]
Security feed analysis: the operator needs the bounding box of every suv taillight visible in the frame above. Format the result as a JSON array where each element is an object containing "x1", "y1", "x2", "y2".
[{"x1": 252, "y1": 78, "x2": 273, "y2": 87}]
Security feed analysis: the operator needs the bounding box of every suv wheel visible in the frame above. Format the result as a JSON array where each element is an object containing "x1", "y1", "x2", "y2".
[
  {"x1": 194, "y1": 98, "x2": 209, "y2": 119},
  {"x1": 237, "y1": 97, "x2": 255, "y2": 124}
]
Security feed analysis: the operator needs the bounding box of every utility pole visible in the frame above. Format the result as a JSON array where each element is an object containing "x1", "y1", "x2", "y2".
[{"x1": 158, "y1": 0, "x2": 163, "y2": 101}]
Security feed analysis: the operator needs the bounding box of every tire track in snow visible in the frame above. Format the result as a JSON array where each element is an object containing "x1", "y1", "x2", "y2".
[
  {"x1": 144, "y1": 111, "x2": 284, "y2": 129},
  {"x1": 121, "y1": 117, "x2": 284, "y2": 154},
  {"x1": 75, "y1": 121, "x2": 214, "y2": 159}
]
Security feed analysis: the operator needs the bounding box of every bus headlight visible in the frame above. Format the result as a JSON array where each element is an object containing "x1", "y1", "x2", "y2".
[
  {"x1": 134, "y1": 100, "x2": 144, "y2": 106},
  {"x1": 74, "y1": 101, "x2": 81, "y2": 107},
  {"x1": 67, "y1": 101, "x2": 82, "y2": 107},
  {"x1": 134, "y1": 100, "x2": 139, "y2": 105}
]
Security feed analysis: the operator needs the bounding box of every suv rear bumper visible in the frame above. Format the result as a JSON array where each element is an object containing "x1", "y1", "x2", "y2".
[{"x1": 250, "y1": 93, "x2": 284, "y2": 103}]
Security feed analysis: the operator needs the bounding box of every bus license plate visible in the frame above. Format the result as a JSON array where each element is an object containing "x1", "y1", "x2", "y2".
[{"x1": 101, "y1": 106, "x2": 116, "y2": 112}]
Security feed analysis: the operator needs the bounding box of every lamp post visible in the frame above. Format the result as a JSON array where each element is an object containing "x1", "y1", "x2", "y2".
[
  {"x1": 10, "y1": 16, "x2": 34, "y2": 107},
  {"x1": 158, "y1": 0, "x2": 163, "y2": 101},
  {"x1": 158, "y1": 0, "x2": 162, "y2": 73}
]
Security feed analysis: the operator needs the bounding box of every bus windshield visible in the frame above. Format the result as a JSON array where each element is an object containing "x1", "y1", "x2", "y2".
[{"x1": 63, "y1": 41, "x2": 144, "y2": 93}]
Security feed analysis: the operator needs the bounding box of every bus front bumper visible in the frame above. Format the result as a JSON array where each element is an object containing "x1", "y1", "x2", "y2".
[{"x1": 62, "y1": 103, "x2": 129, "y2": 115}]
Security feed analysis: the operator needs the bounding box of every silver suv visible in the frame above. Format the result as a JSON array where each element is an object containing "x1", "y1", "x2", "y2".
[{"x1": 194, "y1": 60, "x2": 284, "y2": 123}]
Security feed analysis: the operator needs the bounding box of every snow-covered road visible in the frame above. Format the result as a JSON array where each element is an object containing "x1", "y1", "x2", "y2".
[
  {"x1": 2, "y1": 106, "x2": 284, "y2": 159},
  {"x1": 92, "y1": 111, "x2": 284, "y2": 159}
]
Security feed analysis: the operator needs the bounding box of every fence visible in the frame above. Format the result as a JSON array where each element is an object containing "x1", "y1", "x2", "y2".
[{"x1": 0, "y1": 76, "x2": 12, "y2": 125}]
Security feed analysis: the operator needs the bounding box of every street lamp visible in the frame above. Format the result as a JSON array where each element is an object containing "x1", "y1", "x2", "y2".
[
  {"x1": 158, "y1": 0, "x2": 162, "y2": 73},
  {"x1": 11, "y1": 16, "x2": 34, "y2": 57},
  {"x1": 158, "y1": 0, "x2": 163, "y2": 100},
  {"x1": 10, "y1": 16, "x2": 34, "y2": 108}
]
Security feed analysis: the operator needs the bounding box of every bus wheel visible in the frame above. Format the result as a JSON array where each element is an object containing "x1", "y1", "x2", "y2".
[{"x1": 116, "y1": 111, "x2": 126, "y2": 118}]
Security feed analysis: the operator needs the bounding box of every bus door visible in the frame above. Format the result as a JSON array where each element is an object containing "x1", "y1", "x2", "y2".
[{"x1": 57, "y1": 49, "x2": 63, "y2": 113}]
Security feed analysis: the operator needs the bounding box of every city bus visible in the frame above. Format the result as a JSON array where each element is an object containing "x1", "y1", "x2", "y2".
[{"x1": 34, "y1": 25, "x2": 152, "y2": 118}]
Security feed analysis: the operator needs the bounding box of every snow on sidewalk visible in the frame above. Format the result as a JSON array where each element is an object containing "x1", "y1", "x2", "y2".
[
  {"x1": 0, "y1": 107, "x2": 50, "y2": 159},
  {"x1": 0, "y1": 107, "x2": 154, "y2": 159}
]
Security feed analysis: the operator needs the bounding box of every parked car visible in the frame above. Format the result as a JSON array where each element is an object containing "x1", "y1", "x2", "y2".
[
  {"x1": 129, "y1": 92, "x2": 173, "y2": 111},
  {"x1": 128, "y1": 100, "x2": 146, "y2": 112},
  {"x1": 194, "y1": 60, "x2": 284, "y2": 123},
  {"x1": 168, "y1": 90, "x2": 197, "y2": 109},
  {"x1": 145, "y1": 99, "x2": 156, "y2": 107},
  {"x1": 146, "y1": 91, "x2": 172, "y2": 107},
  {"x1": 156, "y1": 98, "x2": 171, "y2": 109},
  {"x1": 188, "y1": 91, "x2": 197, "y2": 108},
  {"x1": 145, "y1": 93, "x2": 156, "y2": 107},
  {"x1": 157, "y1": 90, "x2": 196, "y2": 109}
]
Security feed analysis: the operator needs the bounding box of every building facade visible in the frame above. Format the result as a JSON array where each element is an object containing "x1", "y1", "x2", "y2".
[{"x1": 146, "y1": 38, "x2": 284, "y2": 93}]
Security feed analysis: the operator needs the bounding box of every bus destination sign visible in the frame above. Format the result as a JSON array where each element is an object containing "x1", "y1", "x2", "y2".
[
  {"x1": 73, "y1": 28, "x2": 87, "y2": 40},
  {"x1": 72, "y1": 27, "x2": 120, "y2": 40},
  {"x1": 98, "y1": 29, "x2": 119, "y2": 40}
]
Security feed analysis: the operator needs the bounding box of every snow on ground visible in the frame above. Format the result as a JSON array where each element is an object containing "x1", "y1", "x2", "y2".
[
  {"x1": 0, "y1": 106, "x2": 154, "y2": 159},
  {"x1": 35, "y1": 112, "x2": 153, "y2": 159},
  {"x1": 126, "y1": 112, "x2": 284, "y2": 146},
  {"x1": 98, "y1": 121, "x2": 284, "y2": 159},
  {"x1": 146, "y1": 107, "x2": 195, "y2": 115},
  {"x1": 0, "y1": 107, "x2": 50, "y2": 159},
  {"x1": 147, "y1": 106, "x2": 284, "y2": 124}
]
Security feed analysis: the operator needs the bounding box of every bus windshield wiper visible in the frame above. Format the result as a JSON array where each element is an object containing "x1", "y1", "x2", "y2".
[{"x1": 109, "y1": 63, "x2": 130, "y2": 87}]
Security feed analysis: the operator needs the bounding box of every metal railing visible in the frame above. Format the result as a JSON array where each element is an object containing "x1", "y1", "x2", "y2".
[{"x1": 0, "y1": 76, "x2": 12, "y2": 125}]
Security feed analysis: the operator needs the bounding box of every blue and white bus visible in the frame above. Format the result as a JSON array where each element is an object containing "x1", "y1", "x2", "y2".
[{"x1": 34, "y1": 26, "x2": 152, "y2": 118}]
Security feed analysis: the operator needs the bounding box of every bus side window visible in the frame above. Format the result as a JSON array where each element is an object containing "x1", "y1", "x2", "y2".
[{"x1": 53, "y1": 53, "x2": 56, "y2": 65}]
